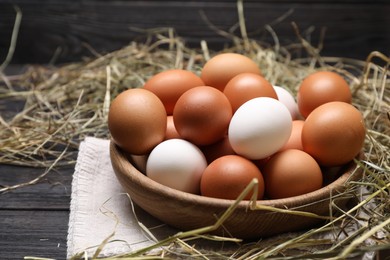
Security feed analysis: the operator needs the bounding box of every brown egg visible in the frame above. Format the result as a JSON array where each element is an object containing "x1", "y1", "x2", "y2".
[
  {"x1": 302, "y1": 101, "x2": 366, "y2": 166},
  {"x1": 279, "y1": 120, "x2": 305, "y2": 151},
  {"x1": 143, "y1": 69, "x2": 205, "y2": 114},
  {"x1": 200, "y1": 155, "x2": 265, "y2": 200},
  {"x1": 223, "y1": 73, "x2": 278, "y2": 112},
  {"x1": 201, "y1": 53, "x2": 262, "y2": 91},
  {"x1": 262, "y1": 149, "x2": 323, "y2": 199},
  {"x1": 252, "y1": 156, "x2": 271, "y2": 171},
  {"x1": 108, "y1": 88, "x2": 167, "y2": 155},
  {"x1": 297, "y1": 71, "x2": 352, "y2": 118},
  {"x1": 200, "y1": 135, "x2": 236, "y2": 164},
  {"x1": 173, "y1": 86, "x2": 232, "y2": 145},
  {"x1": 165, "y1": 115, "x2": 181, "y2": 140}
]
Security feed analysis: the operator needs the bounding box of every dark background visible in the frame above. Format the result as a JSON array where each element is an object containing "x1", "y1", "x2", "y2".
[
  {"x1": 0, "y1": 0, "x2": 389, "y2": 259},
  {"x1": 0, "y1": 0, "x2": 389, "y2": 65}
]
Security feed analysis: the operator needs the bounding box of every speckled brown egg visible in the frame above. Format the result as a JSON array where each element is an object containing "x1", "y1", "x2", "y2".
[
  {"x1": 200, "y1": 53, "x2": 262, "y2": 91},
  {"x1": 108, "y1": 88, "x2": 167, "y2": 155}
]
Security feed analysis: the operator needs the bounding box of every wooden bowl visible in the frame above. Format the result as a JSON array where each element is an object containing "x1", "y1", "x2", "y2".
[{"x1": 110, "y1": 141, "x2": 363, "y2": 239}]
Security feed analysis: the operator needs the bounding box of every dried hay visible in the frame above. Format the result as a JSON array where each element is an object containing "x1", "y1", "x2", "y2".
[{"x1": 0, "y1": 2, "x2": 389, "y2": 259}]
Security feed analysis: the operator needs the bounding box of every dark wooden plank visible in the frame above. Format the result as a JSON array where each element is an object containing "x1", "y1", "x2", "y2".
[
  {"x1": 0, "y1": 72, "x2": 74, "y2": 209},
  {"x1": 0, "y1": 164, "x2": 73, "y2": 210},
  {"x1": 0, "y1": 64, "x2": 72, "y2": 258},
  {"x1": 0, "y1": 1, "x2": 388, "y2": 64},
  {"x1": 0, "y1": 209, "x2": 68, "y2": 259},
  {"x1": 0, "y1": 2, "x2": 388, "y2": 258}
]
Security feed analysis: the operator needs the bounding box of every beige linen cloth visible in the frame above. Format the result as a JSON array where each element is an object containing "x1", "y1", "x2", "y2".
[
  {"x1": 67, "y1": 137, "x2": 376, "y2": 259},
  {"x1": 67, "y1": 137, "x2": 176, "y2": 258}
]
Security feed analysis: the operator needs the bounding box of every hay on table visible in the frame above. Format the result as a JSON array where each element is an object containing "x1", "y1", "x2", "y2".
[{"x1": 0, "y1": 24, "x2": 389, "y2": 259}]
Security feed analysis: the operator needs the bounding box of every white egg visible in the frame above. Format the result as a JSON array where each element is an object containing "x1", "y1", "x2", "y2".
[
  {"x1": 273, "y1": 85, "x2": 300, "y2": 120},
  {"x1": 228, "y1": 97, "x2": 292, "y2": 160},
  {"x1": 146, "y1": 139, "x2": 207, "y2": 194}
]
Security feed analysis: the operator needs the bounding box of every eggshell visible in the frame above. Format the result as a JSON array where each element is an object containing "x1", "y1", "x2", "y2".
[
  {"x1": 200, "y1": 135, "x2": 236, "y2": 164},
  {"x1": 165, "y1": 115, "x2": 181, "y2": 140},
  {"x1": 143, "y1": 69, "x2": 205, "y2": 114},
  {"x1": 173, "y1": 86, "x2": 233, "y2": 145},
  {"x1": 200, "y1": 155, "x2": 265, "y2": 200},
  {"x1": 297, "y1": 71, "x2": 352, "y2": 118},
  {"x1": 262, "y1": 149, "x2": 323, "y2": 199},
  {"x1": 228, "y1": 97, "x2": 292, "y2": 160},
  {"x1": 146, "y1": 139, "x2": 207, "y2": 194},
  {"x1": 273, "y1": 85, "x2": 300, "y2": 120},
  {"x1": 224, "y1": 73, "x2": 278, "y2": 112},
  {"x1": 201, "y1": 53, "x2": 262, "y2": 91},
  {"x1": 252, "y1": 157, "x2": 271, "y2": 170},
  {"x1": 279, "y1": 120, "x2": 305, "y2": 151},
  {"x1": 302, "y1": 101, "x2": 366, "y2": 166},
  {"x1": 108, "y1": 88, "x2": 167, "y2": 155}
]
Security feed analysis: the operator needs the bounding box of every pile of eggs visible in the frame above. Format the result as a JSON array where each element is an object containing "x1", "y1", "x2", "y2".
[{"x1": 108, "y1": 53, "x2": 366, "y2": 201}]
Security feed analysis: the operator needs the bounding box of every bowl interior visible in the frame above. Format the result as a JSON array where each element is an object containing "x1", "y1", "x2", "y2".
[{"x1": 110, "y1": 141, "x2": 363, "y2": 239}]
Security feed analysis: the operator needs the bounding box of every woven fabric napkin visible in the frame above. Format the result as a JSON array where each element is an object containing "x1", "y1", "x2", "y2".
[{"x1": 67, "y1": 137, "x2": 176, "y2": 258}]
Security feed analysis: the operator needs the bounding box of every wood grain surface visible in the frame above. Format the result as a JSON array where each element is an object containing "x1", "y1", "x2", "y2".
[
  {"x1": 0, "y1": 210, "x2": 69, "y2": 259},
  {"x1": 0, "y1": 164, "x2": 72, "y2": 210},
  {"x1": 0, "y1": 0, "x2": 388, "y2": 64},
  {"x1": 0, "y1": 1, "x2": 389, "y2": 258},
  {"x1": 0, "y1": 165, "x2": 72, "y2": 259}
]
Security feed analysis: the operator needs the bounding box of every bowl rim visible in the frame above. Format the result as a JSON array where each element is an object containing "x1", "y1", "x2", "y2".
[{"x1": 110, "y1": 140, "x2": 362, "y2": 210}]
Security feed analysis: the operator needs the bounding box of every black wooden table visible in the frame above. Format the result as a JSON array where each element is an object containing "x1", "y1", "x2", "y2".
[
  {"x1": 0, "y1": 1, "x2": 389, "y2": 259},
  {"x1": 0, "y1": 164, "x2": 72, "y2": 259}
]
